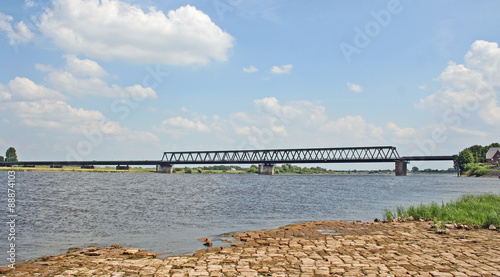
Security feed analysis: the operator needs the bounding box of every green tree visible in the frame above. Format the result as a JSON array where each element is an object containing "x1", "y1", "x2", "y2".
[
  {"x1": 489, "y1": 142, "x2": 500, "y2": 148},
  {"x1": 456, "y1": 149, "x2": 474, "y2": 172},
  {"x1": 184, "y1": 167, "x2": 192, "y2": 174},
  {"x1": 0, "y1": 156, "x2": 4, "y2": 162},
  {"x1": 247, "y1": 165, "x2": 259, "y2": 174},
  {"x1": 5, "y1": 147, "x2": 18, "y2": 162},
  {"x1": 411, "y1": 166, "x2": 419, "y2": 173}
]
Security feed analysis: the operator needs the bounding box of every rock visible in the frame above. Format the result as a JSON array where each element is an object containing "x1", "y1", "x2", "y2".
[
  {"x1": 112, "y1": 244, "x2": 123, "y2": 249},
  {"x1": 444, "y1": 224, "x2": 456, "y2": 229},
  {"x1": 123, "y1": 248, "x2": 140, "y2": 255},
  {"x1": 131, "y1": 251, "x2": 156, "y2": 258},
  {"x1": 67, "y1": 247, "x2": 83, "y2": 253},
  {"x1": 83, "y1": 251, "x2": 101, "y2": 256},
  {"x1": 436, "y1": 229, "x2": 450, "y2": 235},
  {"x1": 374, "y1": 218, "x2": 380, "y2": 222},
  {"x1": 199, "y1": 237, "x2": 213, "y2": 246},
  {"x1": 489, "y1": 224, "x2": 497, "y2": 230},
  {"x1": 407, "y1": 216, "x2": 415, "y2": 221},
  {"x1": 38, "y1": 255, "x2": 52, "y2": 261},
  {"x1": 0, "y1": 266, "x2": 13, "y2": 274}
]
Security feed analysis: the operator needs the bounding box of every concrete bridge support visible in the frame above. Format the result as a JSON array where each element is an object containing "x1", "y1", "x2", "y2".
[
  {"x1": 157, "y1": 163, "x2": 173, "y2": 173},
  {"x1": 395, "y1": 160, "x2": 407, "y2": 176},
  {"x1": 259, "y1": 164, "x2": 275, "y2": 175}
]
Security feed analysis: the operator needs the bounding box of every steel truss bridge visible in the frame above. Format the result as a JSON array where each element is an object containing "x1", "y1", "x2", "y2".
[
  {"x1": 160, "y1": 146, "x2": 402, "y2": 164},
  {"x1": 0, "y1": 146, "x2": 455, "y2": 176}
]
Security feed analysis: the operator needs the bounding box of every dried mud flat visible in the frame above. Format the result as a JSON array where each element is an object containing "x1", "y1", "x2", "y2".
[{"x1": 2, "y1": 220, "x2": 500, "y2": 276}]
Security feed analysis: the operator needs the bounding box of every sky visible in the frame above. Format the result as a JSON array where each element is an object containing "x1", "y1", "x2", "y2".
[{"x1": 0, "y1": 0, "x2": 499, "y2": 170}]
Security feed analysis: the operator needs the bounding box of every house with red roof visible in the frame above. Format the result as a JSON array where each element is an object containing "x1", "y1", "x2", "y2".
[{"x1": 486, "y1": 147, "x2": 500, "y2": 165}]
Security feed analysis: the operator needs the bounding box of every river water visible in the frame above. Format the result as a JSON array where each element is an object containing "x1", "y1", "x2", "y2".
[{"x1": 0, "y1": 171, "x2": 499, "y2": 262}]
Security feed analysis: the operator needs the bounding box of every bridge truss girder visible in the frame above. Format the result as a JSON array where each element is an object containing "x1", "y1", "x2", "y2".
[{"x1": 161, "y1": 146, "x2": 400, "y2": 165}]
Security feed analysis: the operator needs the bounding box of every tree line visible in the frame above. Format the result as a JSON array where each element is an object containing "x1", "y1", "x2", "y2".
[
  {"x1": 0, "y1": 147, "x2": 18, "y2": 162},
  {"x1": 455, "y1": 142, "x2": 500, "y2": 176}
]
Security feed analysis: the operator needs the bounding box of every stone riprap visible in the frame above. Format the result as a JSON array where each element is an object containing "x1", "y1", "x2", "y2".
[{"x1": 2, "y1": 220, "x2": 500, "y2": 276}]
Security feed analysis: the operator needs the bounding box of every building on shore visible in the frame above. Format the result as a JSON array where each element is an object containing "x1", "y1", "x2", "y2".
[{"x1": 486, "y1": 147, "x2": 500, "y2": 164}]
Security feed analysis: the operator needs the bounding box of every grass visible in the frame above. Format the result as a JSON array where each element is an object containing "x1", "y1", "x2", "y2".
[{"x1": 384, "y1": 194, "x2": 500, "y2": 227}]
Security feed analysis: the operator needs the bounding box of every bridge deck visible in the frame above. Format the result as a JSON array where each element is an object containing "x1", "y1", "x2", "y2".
[{"x1": 0, "y1": 160, "x2": 161, "y2": 166}]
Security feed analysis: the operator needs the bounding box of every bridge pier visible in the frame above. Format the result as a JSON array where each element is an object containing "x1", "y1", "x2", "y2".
[
  {"x1": 258, "y1": 164, "x2": 275, "y2": 175},
  {"x1": 395, "y1": 160, "x2": 407, "y2": 176},
  {"x1": 157, "y1": 163, "x2": 173, "y2": 174}
]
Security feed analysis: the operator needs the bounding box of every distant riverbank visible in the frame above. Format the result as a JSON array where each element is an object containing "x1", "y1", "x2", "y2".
[{"x1": 0, "y1": 165, "x2": 460, "y2": 175}]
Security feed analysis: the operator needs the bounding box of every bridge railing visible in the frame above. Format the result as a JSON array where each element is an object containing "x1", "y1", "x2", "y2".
[{"x1": 161, "y1": 146, "x2": 401, "y2": 164}]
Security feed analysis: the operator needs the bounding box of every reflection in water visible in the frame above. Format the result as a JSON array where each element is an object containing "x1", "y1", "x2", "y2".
[{"x1": 0, "y1": 172, "x2": 498, "y2": 262}]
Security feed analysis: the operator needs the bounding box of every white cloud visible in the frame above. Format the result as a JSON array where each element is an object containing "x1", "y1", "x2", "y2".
[
  {"x1": 24, "y1": 0, "x2": 37, "y2": 8},
  {"x1": 0, "y1": 74, "x2": 159, "y2": 145},
  {"x1": 150, "y1": 97, "x2": 429, "y2": 150},
  {"x1": 243, "y1": 65, "x2": 258, "y2": 73},
  {"x1": 0, "y1": 12, "x2": 34, "y2": 45},
  {"x1": 37, "y1": 57, "x2": 157, "y2": 99},
  {"x1": 449, "y1": 127, "x2": 487, "y2": 137},
  {"x1": 347, "y1": 82, "x2": 363, "y2": 93},
  {"x1": 64, "y1": 55, "x2": 107, "y2": 77},
  {"x1": 154, "y1": 116, "x2": 210, "y2": 135},
  {"x1": 3, "y1": 77, "x2": 66, "y2": 101},
  {"x1": 323, "y1": 115, "x2": 383, "y2": 144},
  {"x1": 37, "y1": 1, "x2": 234, "y2": 65},
  {"x1": 271, "y1": 64, "x2": 293, "y2": 74},
  {"x1": 9, "y1": 100, "x2": 104, "y2": 129},
  {"x1": 385, "y1": 122, "x2": 416, "y2": 138},
  {"x1": 418, "y1": 85, "x2": 427, "y2": 90},
  {"x1": 416, "y1": 40, "x2": 500, "y2": 126},
  {"x1": 4, "y1": 97, "x2": 159, "y2": 143}
]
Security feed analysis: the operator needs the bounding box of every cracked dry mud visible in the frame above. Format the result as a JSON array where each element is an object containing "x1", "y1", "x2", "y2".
[{"x1": 2, "y1": 220, "x2": 500, "y2": 276}]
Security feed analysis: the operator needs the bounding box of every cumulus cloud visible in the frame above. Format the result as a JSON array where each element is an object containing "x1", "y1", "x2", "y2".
[
  {"x1": 0, "y1": 12, "x2": 34, "y2": 45},
  {"x1": 243, "y1": 65, "x2": 258, "y2": 73},
  {"x1": 37, "y1": 56, "x2": 157, "y2": 99},
  {"x1": 152, "y1": 97, "x2": 426, "y2": 150},
  {"x1": 154, "y1": 116, "x2": 210, "y2": 136},
  {"x1": 0, "y1": 74, "x2": 158, "y2": 146},
  {"x1": 347, "y1": 82, "x2": 363, "y2": 93},
  {"x1": 1, "y1": 77, "x2": 66, "y2": 101},
  {"x1": 416, "y1": 40, "x2": 500, "y2": 126},
  {"x1": 64, "y1": 55, "x2": 107, "y2": 77},
  {"x1": 9, "y1": 100, "x2": 104, "y2": 129},
  {"x1": 24, "y1": 0, "x2": 37, "y2": 8},
  {"x1": 271, "y1": 64, "x2": 293, "y2": 74},
  {"x1": 323, "y1": 115, "x2": 383, "y2": 144},
  {"x1": 37, "y1": 1, "x2": 234, "y2": 65}
]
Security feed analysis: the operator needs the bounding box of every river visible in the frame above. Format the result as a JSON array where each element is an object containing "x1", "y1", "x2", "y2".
[{"x1": 0, "y1": 171, "x2": 499, "y2": 262}]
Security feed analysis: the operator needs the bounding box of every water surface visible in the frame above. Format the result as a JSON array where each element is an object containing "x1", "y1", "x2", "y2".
[{"x1": 0, "y1": 172, "x2": 498, "y2": 262}]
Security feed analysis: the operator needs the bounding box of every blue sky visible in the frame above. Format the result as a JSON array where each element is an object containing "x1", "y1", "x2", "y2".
[{"x1": 1, "y1": 0, "x2": 499, "y2": 169}]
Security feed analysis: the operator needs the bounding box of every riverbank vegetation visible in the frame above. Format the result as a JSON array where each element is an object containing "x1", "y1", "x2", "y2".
[
  {"x1": 384, "y1": 194, "x2": 500, "y2": 228},
  {"x1": 455, "y1": 143, "x2": 500, "y2": 177}
]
